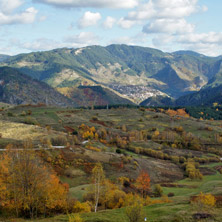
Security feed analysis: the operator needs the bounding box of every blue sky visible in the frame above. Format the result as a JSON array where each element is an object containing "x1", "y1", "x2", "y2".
[{"x1": 0, "y1": 0, "x2": 221, "y2": 56}]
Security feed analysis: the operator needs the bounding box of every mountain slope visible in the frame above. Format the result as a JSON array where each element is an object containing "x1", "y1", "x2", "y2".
[
  {"x1": 57, "y1": 85, "x2": 135, "y2": 107},
  {"x1": 140, "y1": 95, "x2": 174, "y2": 107},
  {"x1": 176, "y1": 84, "x2": 222, "y2": 106},
  {"x1": 0, "y1": 67, "x2": 75, "y2": 107},
  {"x1": 1, "y1": 45, "x2": 221, "y2": 100},
  {"x1": 0, "y1": 54, "x2": 10, "y2": 62}
]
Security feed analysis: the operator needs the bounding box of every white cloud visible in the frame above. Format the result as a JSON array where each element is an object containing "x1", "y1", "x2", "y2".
[
  {"x1": 64, "y1": 32, "x2": 99, "y2": 47},
  {"x1": 78, "y1": 11, "x2": 101, "y2": 29},
  {"x1": 178, "y1": 32, "x2": 222, "y2": 45},
  {"x1": 123, "y1": 0, "x2": 201, "y2": 23},
  {"x1": 0, "y1": 0, "x2": 24, "y2": 14},
  {"x1": 0, "y1": 0, "x2": 38, "y2": 26},
  {"x1": 118, "y1": 0, "x2": 202, "y2": 32},
  {"x1": 108, "y1": 33, "x2": 148, "y2": 46},
  {"x1": 0, "y1": 7, "x2": 38, "y2": 25},
  {"x1": 152, "y1": 34, "x2": 174, "y2": 47},
  {"x1": 143, "y1": 19, "x2": 195, "y2": 34},
  {"x1": 12, "y1": 38, "x2": 62, "y2": 51},
  {"x1": 103, "y1": 16, "x2": 116, "y2": 29},
  {"x1": 117, "y1": 17, "x2": 137, "y2": 29},
  {"x1": 149, "y1": 32, "x2": 222, "y2": 56},
  {"x1": 151, "y1": 0, "x2": 199, "y2": 18},
  {"x1": 34, "y1": 0, "x2": 139, "y2": 9},
  {"x1": 176, "y1": 32, "x2": 222, "y2": 56}
]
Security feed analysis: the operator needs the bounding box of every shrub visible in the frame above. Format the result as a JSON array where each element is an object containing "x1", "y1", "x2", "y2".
[
  {"x1": 168, "y1": 192, "x2": 175, "y2": 197},
  {"x1": 116, "y1": 148, "x2": 122, "y2": 154},
  {"x1": 191, "y1": 192, "x2": 216, "y2": 213},
  {"x1": 7, "y1": 112, "x2": 14, "y2": 117},
  {"x1": 153, "y1": 184, "x2": 163, "y2": 197},
  {"x1": 20, "y1": 111, "x2": 27, "y2": 116},
  {"x1": 51, "y1": 135, "x2": 67, "y2": 146},
  {"x1": 24, "y1": 117, "x2": 39, "y2": 125},
  {"x1": 125, "y1": 202, "x2": 144, "y2": 222},
  {"x1": 73, "y1": 201, "x2": 91, "y2": 213},
  {"x1": 68, "y1": 213, "x2": 83, "y2": 222},
  {"x1": 91, "y1": 116, "x2": 98, "y2": 121}
]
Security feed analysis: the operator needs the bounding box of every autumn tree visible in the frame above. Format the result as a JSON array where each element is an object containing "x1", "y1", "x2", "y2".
[
  {"x1": 125, "y1": 201, "x2": 144, "y2": 222},
  {"x1": 91, "y1": 163, "x2": 105, "y2": 212},
  {"x1": 153, "y1": 184, "x2": 163, "y2": 197},
  {"x1": 192, "y1": 192, "x2": 216, "y2": 214},
  {"x1": 135, "y1": 170, "x2": 151, "y2": 198},
  {"x1": 0, "y1": 141, "x2": 68, "y2": 218}
]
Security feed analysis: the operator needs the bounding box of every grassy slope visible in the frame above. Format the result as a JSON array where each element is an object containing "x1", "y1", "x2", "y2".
[
  {"x1": 8, "y1": 169, "x2": 222, "y2": 222},
  {"x1": 0, "y1": 107, "x2": 222, "y2": 221}
]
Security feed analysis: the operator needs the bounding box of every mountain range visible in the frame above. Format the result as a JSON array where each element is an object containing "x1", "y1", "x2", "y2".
[{"x1": 0, "y1": 44, "x2": 222, "y2": 107}]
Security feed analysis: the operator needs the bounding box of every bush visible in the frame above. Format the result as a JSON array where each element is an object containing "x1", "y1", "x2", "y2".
[
  {"x1": 116, "y1": 149, "x2": 122, "y2": 154},
  {"x1": 125, "y1": 202, "x2": 144, "y2": 222},
  {"x1": 23, "y1": 117, "x2": 39, "y2": 125},
  {"x1": 73, "y1": 201, "x2": 91, "y2": 213},
  {"x1": 7, "y1": 112, "x2": 14, "y2": 117},
  {"x1": 51, "y1": 135, "x2": 67, "y2": 146},
  {"x1": 91, "y1": 116, "x2": 98, "y2": 121},
  {"x1": 153, "y1": 184, "x2": 163, "y2": 197},
  {"x1": 168, "y1": 192, "x2": 175, "y2": 197},
  {"x1": 20, "y1": 111, "x2": 27, "y2": 116},
  {"x1": 68, "y1": 213, "x2": 83, "y2": 222}
]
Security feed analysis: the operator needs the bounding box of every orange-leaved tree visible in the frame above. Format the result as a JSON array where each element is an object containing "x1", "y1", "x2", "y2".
[
  {"x1": 135, "y1": 170, "x2": 151, "y2": 198},
  {"x1": 0, "y1": 141, "x2": 68, "y2": 218}
]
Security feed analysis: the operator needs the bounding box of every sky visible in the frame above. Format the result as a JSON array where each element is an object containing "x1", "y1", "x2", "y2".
[{"x1": 0, "y1": 0, "x2": 221, "y2": 56}]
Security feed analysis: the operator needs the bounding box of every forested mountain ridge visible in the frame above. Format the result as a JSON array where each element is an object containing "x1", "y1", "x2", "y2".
[
  {"x1": 0, "y1": 67, "x2": 134, "y2": 107},
  {"x1": 1, "y1": 44, "x2": 221, "y2": 102},
  {"x1": 0, "y1": 67, "x2": 75, "y2": 106}
]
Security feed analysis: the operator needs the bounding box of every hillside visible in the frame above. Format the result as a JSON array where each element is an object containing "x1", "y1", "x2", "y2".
[
  {"x1": 175, "y1": 63, "x2": 222, "y2": 106},
  {"x1": 1, "y1": 45, "x2": 221, "y2": 101},
  {"x1": 140, "y1": 95, "x2": 174, "y2": 107},
  {"x1": 57, "y1": 85, "x2": 135, "y2": 107},
  {"x1": 0, "y1": 67, "x2": 75, "y2": 107},
  {"x1": 0, "y1": 54, "x2": 10, "y2": 62},
  {"x1": 0, "y1": 106, "x2": 222, "y2": 221},
  {"x1": 176, "y1": 84, "x2": 222, "y2": 106}
]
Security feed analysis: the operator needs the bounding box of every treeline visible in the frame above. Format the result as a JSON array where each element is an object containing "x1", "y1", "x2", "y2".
[{"x1": 74, "y1": 104, "x2": 222, "y2": 120}]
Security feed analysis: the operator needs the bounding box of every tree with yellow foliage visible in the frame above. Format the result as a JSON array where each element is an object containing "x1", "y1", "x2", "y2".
[
  {"x1": 125, "y1": 201, "x2": 145, "y2": 222},
  {"x1": 91, "y1": 163, "x2": 105, "y2": 212},
  {"x1": 0, "y1": 140, "x2": 68, "y2": 218},
  {"x1": 192, "y1": 192, "x2": 216, "y2": 214}
]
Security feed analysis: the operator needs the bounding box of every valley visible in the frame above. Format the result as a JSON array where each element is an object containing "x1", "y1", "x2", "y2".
[{"x1": 0, "y1": 45, "x2": 222, "y2": 222}]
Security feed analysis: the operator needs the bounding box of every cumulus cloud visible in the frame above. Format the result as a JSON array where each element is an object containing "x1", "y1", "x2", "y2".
[
  {"x1": 119, "y1": 0, "x2": 206, "y2": 31},
  {"x1": 143, "y1": 18, "x2": 195, "y2": 34},
  {"x1": 64, "y1": 32, "x2": 100, "y2": 47},
  {"x1": 117, "y1": 17, "x2": 137, "y2": 29},
  {"x1": 108, "y1": 33, "x2": 148, "y2": 46},
  {"x1": 12, "y1": 38, "x2": 62, "y2": 51},
  {"x1": 176, "y1": 32, "x2": 222, "y2": 56},
  {"x1": 126, "y1": 0, "x2": 202, "y2": 21},
  {"x1": 34, "y1": 0, "x2": 139, "y2": 9},
  {"x1": 0, "y1": 0, "x2": 23, "y2": 14},
  {"x1": 0, "y1": 0, "x2": 38, "y2": 26},
  {"x1": 103, "y1": 16, "x2": 116, "y2": 29},
  {"x1": 78, "y1": 11, "x2": 101, "y2": 29},
  {"x1": 178, "y1": 32, "x2": 222, "y2": 45},
  {"x1": 0, "y1": 7, "x2": 38, "y2": 25}
]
